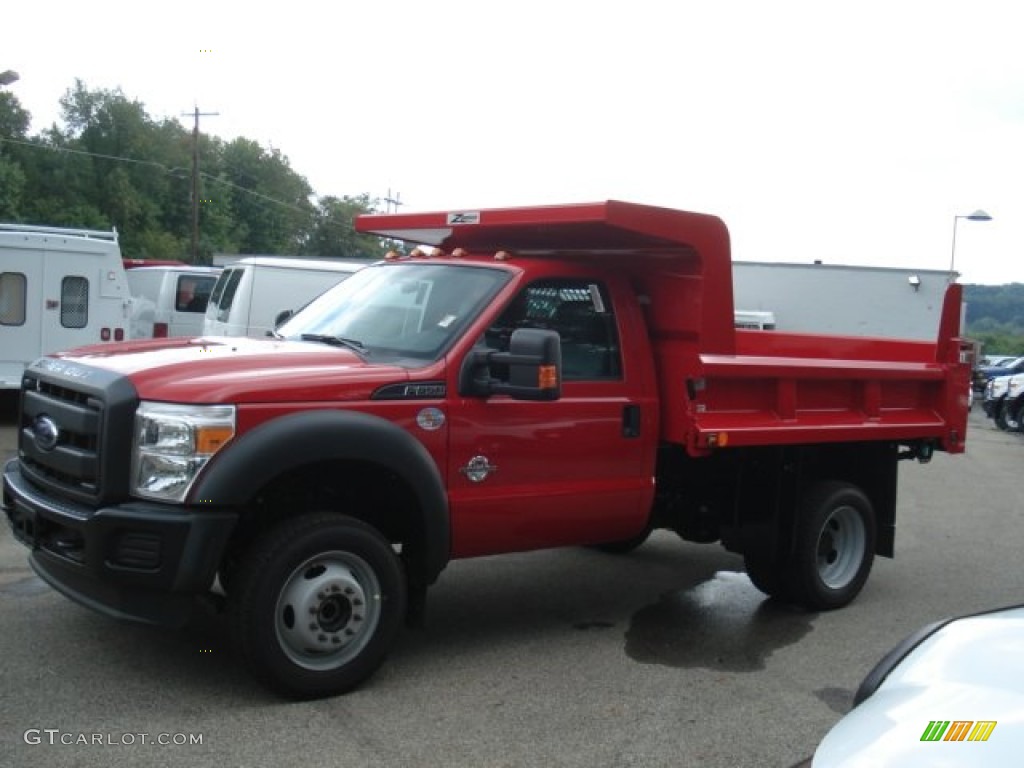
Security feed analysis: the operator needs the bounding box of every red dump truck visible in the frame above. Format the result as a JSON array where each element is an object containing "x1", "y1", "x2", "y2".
[{"x1": 3, "y1": 201, "x2": 971, "y2": 698}]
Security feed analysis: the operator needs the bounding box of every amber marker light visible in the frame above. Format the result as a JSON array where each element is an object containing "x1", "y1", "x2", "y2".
[
  {"x1": 196, "y1": 426, "x2": 234, "y2": 454},
  {"x1": 538, "y1": 365, "x2": 558, "y2": 389}
]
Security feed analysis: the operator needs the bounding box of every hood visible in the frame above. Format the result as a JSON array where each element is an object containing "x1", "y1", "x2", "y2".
[
  {"x1": 812, "y1": 605, "x2": 1024, "y2": 767},
  {"x1": 53, "y1": 336, "x2": 412, "y2": 402}
]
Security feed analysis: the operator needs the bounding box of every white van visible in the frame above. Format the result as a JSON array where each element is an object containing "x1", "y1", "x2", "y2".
[
  {"x1": 0, "y1": 223, "x2": 131, "y2": 389},
  {"x1": 204, "y1": 257, "x2": 365, "y2": 338},
  {"x1": 126, "y1": 265, "x2": 221, "y2": 338}
]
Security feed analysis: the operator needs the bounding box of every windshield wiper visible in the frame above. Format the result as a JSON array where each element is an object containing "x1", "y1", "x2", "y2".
[{"x1": 299, "y1": 333, "x2": 367, "y2": 355}]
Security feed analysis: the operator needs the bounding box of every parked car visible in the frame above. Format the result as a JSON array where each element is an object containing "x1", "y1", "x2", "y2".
[
  {"x1": 984, "y1": 372, "x2": 1024, "y2": 431},
  {"x1": 972, "y1": 356, "x2": 1024, "y2": 392},
  {"x1": 203, "y1": 257, "x2": 365, "y2": 338},
  {"x1": 978, "y1": 354, "x2": 1017, "y2": 368},
  {"x1": 126, "y1": 265, "x2": 221, "y2": 338},
  {"x1": 802, "y1": 603, "x2": 1024, "y2": 766}
]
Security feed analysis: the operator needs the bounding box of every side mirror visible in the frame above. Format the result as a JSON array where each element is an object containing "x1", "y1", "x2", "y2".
[
  {"x1": 460, "y1": 328, "x2": 562, "y2": 401},
  {"x1": 274, "y1": 309, "x2": 294, "y2": 328}
]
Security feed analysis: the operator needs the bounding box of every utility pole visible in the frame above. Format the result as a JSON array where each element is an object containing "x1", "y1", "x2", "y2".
[
  {"x1": 182, "y1": 106, "x2": 219, "y2": 263},
  {"x1": 384, "y1": 189, "x2": 403, "y2": 214}
]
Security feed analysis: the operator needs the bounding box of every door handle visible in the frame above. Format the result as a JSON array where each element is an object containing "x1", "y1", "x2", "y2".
[{"x1": 622, "y1": 404, "x2": 641, "y2": 438}]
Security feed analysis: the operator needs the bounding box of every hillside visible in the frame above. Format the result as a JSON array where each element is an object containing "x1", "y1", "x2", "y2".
[{"x1": 963, "y1": 283, "x2": 1024, "y2": 354}]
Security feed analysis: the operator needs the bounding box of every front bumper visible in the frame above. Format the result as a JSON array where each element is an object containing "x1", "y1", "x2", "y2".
[{"x1": 2, "y1": 458, "x2": 237, "y2": 627}]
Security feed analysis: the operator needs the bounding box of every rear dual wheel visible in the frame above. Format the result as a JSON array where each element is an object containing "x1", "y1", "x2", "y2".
[{"x1": 744, "y1": 481, "x2": 876, "y2": 611}]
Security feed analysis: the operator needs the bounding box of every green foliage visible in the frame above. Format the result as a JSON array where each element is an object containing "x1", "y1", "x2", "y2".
[
  {"x1": 0, "y1": 80, "x2": 386, "y2": 262},
  {"x1": 964, "y1": 283, "x2": 1024, "y2": 354},
  {"x1": 0, "y1": 156, "x2": 25, "y2": 218},
  {"x1": 0, "y1": 92, "x2": 30, "y2": 139},
  {"x1": 303, "y1": 194, "x2": 389, "y2": 260}
]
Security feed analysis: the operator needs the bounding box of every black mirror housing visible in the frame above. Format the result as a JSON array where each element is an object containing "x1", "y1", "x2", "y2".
[{"x1": 460, "y1": 328, "x2": 562, "y2": 401}]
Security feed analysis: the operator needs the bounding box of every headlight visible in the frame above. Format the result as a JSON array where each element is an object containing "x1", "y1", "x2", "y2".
[{"x1": 131, "y1": 402, "x2": 235, "y2": 502}]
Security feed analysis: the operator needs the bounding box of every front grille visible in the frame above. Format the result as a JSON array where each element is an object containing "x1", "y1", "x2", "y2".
[{"x1": 18, "y1": 364, "x2": 138, "y2": 507}]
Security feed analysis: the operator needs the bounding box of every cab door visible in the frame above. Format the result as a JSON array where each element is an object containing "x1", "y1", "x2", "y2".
[{"x1": 447, "y1": 276, "x2": 658, "y2": 557}]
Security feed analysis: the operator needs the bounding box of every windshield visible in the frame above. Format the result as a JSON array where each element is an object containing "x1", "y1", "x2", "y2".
[{"x1": 278, "y1": 262, "x2": 511, "y2": 363}]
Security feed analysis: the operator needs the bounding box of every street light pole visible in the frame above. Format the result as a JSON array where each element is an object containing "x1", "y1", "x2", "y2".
[{"x1": 949, "y1": 209, "x2": 992, "y2": 281}]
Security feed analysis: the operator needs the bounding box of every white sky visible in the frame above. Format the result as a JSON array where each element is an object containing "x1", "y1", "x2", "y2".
[{"x1": 5, "y1": 0, "x2": 1023, "y2": 283}]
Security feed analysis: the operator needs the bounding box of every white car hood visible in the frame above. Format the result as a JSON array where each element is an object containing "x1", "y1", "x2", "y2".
[{"x1": 812, "y1": 606, "x2": 1024, "y2": 767}]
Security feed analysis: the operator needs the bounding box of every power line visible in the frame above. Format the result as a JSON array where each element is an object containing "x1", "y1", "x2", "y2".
[
  {"x1": 2, "y1": 133, "x2": 324, "y2": 217},
  {"x1": 0, "y1": 133, "x2": 386, "y2": 247}
]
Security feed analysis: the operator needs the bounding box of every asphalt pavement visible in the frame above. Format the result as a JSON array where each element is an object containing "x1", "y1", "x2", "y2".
[{"x1": 1, "y1": 393, "x2": 1021, "y2": 768}]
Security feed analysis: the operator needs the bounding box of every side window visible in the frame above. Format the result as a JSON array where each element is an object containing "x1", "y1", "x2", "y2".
[
  {"x1": 215, "y1": 269, "x2": 244, "y2": 322},
  {"x1": 486, "y1": 279, "x2": 621, "y2": 380},
  {"x1": 60, "y1": 276, "x2": 89, "y2": 329},
  {"x1": 176, "y1": 275, "x2": 217, "y2": 313},
  {"x1": 0, "y1": 272, "x2": 27, "y2": 326}
]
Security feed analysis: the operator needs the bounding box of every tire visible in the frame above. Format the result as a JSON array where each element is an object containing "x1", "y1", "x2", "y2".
[
  {"x1": 1004, "y1": 399, "x2": 1024, "y2": 432},
  {"x1": 743, "y1": 549, "x2": 792, "y2": 601},
  {"x1": 231, "y1": 513, "x2": 406, "y2": 699},
  {"x1": 589, "y1": 525, "x2": 653, "y2": 554},
  {"x1": 995, "y1": 401, "x2": 1013, "y2": 430},
  {"x1": 786, "y1": 481, "x2": 876, "y2": 611}
]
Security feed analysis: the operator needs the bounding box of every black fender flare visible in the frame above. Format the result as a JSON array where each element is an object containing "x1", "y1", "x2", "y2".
[{"x1": 189, "y1": 410, "x2": 450, "y2": 583}]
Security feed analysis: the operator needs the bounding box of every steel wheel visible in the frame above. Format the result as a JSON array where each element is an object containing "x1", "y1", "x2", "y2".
[
  {"x1": 274, "y1": 551, "x2": 383, "y2": 671},
  {"x1": 814, "y1": 505, "x2": 867, "y2": 590}
]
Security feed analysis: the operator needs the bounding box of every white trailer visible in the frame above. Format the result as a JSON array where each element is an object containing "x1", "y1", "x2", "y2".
[
  {"x1": 732, "y1": 261, "x2": 953, "y2": 340},
  {"x1": 0, "y1": 223, "x2": 131, "y2": 389}
]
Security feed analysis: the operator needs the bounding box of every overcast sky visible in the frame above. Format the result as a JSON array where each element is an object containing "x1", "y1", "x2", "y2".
[{"x1": 5, "y1": 1, "x2": 1022, "y2": 284}]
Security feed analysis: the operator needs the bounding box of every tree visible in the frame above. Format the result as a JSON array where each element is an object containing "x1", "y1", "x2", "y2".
[
  {"x1": 218, "y1": 138, "x2": 315, "y2": 254},
  {"x1": 0, "y1": 92, "x2": 31, "y2": 219},
  {"x1": 303, "y1": 194, "x2": 388, "y2": 259},
  {"x1": 1, "y1": 79, "x2": 383, "y2": 261},
  {"x1": 0, "y1": 156, "x2": 25, "y2": 218}
]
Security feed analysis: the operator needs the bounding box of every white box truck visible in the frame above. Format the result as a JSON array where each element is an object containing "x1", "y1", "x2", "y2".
[{"x1": 0, "y1": 223, "x2": 131, "y2": 389}]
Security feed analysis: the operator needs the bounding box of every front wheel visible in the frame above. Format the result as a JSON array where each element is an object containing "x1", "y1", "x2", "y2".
[
  {"x1": 1003, "y1": 399, "x2": 1024, "y2": 432},
  {"x1": 231, "y1": 513, "x2": 406, "y2": 699},
  {"x1": 787, "y1": 482, "x2": 876, "y2": 611}
]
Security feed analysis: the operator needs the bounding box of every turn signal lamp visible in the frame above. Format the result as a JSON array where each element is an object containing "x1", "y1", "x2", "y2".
[
  {"x1": 539, "y1": 365, "x2": 558, "y2": 390},
  {"x1": 195, "y1": 425, "x2": 234, "y2": 454}
]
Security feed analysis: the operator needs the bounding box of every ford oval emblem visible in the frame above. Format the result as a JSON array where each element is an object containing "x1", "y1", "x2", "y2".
[{"x1": 33, "y1": 415, "x2": 60, "y2": 452}]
